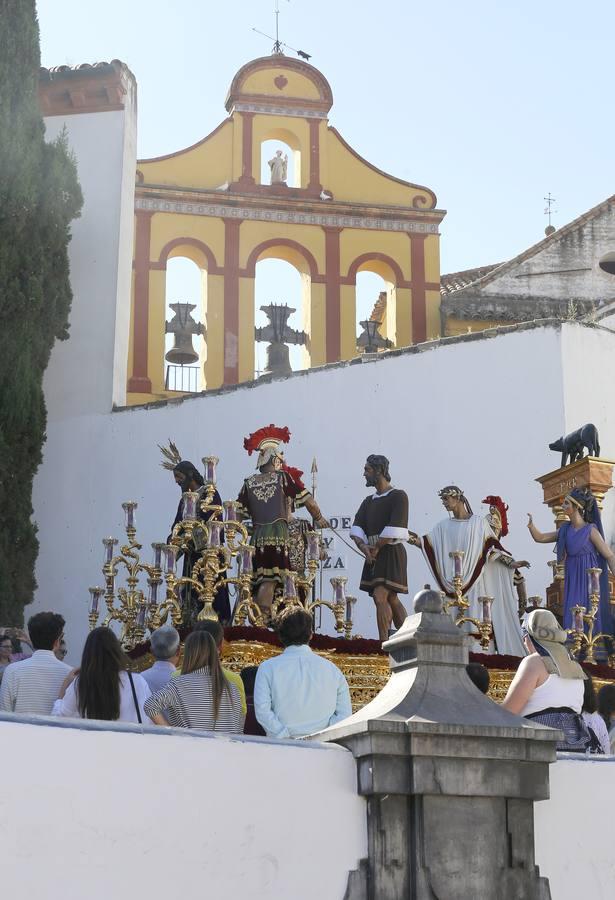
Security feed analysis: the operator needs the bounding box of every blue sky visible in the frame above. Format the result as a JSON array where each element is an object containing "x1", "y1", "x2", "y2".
[{"x1": 37, "y1": 0, "x2": 615, "y2": 372}]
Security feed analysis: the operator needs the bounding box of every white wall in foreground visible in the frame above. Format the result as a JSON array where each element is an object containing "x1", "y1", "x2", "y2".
[
  {"x1": 0, "y1": 716, "x2": 365, "y2": 900},
  {"x1": 535, "y1": 756, "x2": 615, "y2": 898}
]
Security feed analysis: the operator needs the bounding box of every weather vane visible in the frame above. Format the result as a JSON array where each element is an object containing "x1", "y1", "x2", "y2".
[
  {"x1": 544, "y1": 192, "x2": 557, "y2": 231},
  {"x1": 252, "y1": 0, "x2": 312, "y2": 60}
]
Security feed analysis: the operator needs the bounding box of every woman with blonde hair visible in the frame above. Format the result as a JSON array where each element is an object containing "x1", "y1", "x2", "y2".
[{"x1": 144, "y1": 630, "x2": 243, "y2": 732}]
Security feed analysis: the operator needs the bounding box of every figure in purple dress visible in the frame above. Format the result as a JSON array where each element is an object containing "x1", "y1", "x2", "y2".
[{"x1": 527, "y1": 488, "x2": 615, "y2": 636}]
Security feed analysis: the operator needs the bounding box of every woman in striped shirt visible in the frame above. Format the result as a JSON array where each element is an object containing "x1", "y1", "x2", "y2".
[{"x1": 144, "y1": 631, "x2": 243, "y2": 732}]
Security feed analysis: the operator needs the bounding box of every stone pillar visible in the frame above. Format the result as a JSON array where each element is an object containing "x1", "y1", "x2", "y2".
[{"x1": 319, "y1": 588, "x2": 557, "y2": 900}]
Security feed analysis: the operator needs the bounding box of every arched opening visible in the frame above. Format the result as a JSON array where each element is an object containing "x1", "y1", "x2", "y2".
[
  {"x1": 260, "y1": 129, "x2": 301, "y2": 188},
  {"x1": 164, "y1": 256, "x2": 206, "y2": 392},
  {"x1": 353, "y1": 257, "x2": 400, "y2": 354},
  {"x1": 254, "y1": 257, "x2": 308, "y2": 378}
]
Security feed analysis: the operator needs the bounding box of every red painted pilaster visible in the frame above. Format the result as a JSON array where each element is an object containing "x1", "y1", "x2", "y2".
[{"x1": 127, "y1": 210, "x2": 154, "y2": 393}]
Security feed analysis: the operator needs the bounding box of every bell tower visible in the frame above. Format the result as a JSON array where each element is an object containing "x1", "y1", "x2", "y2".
[{"x1": 127, "y1": 55, "x2": 445, "y2": 405}]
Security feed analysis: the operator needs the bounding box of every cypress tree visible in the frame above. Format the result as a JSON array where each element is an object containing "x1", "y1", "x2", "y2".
[{"x1": 0, "y1": 1, "x2": 83, "y2": 623}]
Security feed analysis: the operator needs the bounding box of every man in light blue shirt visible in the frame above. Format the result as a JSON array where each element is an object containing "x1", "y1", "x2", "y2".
[
  {"x1": 254, "y1": 609, "x2": 352, "y2": 738},
  {"x1": 141, "y1": 625, "x2": 180, "y2": 694}
]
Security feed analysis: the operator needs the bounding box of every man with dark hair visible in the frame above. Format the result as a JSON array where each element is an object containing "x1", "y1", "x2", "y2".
[
  {"x1": 350, "y1": 455, "x2": 409, "y2": 641},
  {"x1": 0, "y1": 612, "x2": 71, "y2": 714},
  {"x1": 170, "y1": 459, "x2": 231, "y2": 625},
  {"x1": 254, "y1": 608, "x2": 352, "y2": 738},
  {"x1": 466, "y1": 662, "x2": 490, "y2": 695}
]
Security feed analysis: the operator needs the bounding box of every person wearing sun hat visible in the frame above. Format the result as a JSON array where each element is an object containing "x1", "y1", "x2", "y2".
[{"x1": 502, "y1": 608, "x2": 592, "y2": 751}]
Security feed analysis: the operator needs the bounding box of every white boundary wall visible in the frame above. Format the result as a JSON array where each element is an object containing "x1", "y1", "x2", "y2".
[
  {"x1": 2, "y1": 711, "x2": 615, "y2": 900},
  {"x1": 535, "y1": 756, "x2": 615, "y2": 898},
  {"x1": 31, "y1": 321, "x2": 615, "y2": 660},
  {"x1": 0, "y1": 715, "x2": 366, "y2": 900}
]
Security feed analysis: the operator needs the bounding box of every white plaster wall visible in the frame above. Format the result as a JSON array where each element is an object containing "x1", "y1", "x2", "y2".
[
  {"x1": 560, "y1": 322, "x2": 615, "y2": 544},
  {"x1": 0, "y1": 715, "x2": 366, "y2": 900},
  {"x1": 535, "y1": 756, "x2": 615, "y2": 898},
  {"x1": 42, "y1": 90, "x2": 136, "y2": 419},
  {"x1": 32, "y1": 323, "x2": 576, "y2": 661}
]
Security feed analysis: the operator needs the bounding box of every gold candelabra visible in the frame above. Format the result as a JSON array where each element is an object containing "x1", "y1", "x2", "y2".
[
  {"x1": 232, "y1": 526, "x2": 357, "y2": 636},
  {"x1": 89, "y1": 455, "x2": 355, "y2": 645},
  {"x1": 442, "y1": 550, "x2": 494, "y2": 651},
  {"x1": 88, "y1": 501, "x2": 183, "y2": 650},
  {"x1": 568, "y1": 566, "x2": 614, "y2": 665}
]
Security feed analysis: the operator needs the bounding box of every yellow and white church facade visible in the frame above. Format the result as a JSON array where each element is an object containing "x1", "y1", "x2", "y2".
[{"x1": 127, "y1": 54, "x2": 445, "y2": 404}]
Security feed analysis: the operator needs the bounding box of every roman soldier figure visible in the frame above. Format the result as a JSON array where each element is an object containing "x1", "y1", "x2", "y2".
[{"x1": 237, "y1": 425, "x2": 326, "y2": 623}]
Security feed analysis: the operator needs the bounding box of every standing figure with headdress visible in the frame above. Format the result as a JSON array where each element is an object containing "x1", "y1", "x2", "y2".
[
  {"x1": 238, "y1": 425, "x2": 327, "y2": 623},
  {"x1": 160, "y1": 444, "x2": 231, "y2": 625},
  {"x1": 350, "y1": 455, "x2": 409, "y2": 642},
  {"x1": 409, "y1": 485, "x2": 525, "y2": 656},
  {"x1": 484, "y1": 495, "x2": 530, "y2": 619},
  {"x1": 528, "y1": 487, "x2": 615, "y2": 635}
]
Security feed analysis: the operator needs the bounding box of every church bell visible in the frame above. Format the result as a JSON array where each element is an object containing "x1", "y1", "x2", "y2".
[{"x1": 165, "y1": 302, "x2": 205, "y2": 365}]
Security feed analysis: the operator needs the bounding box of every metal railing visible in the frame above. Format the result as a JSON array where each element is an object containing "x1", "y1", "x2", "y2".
[{"x1": 164, "y1": 365, "x2": 200, "y2": 393}]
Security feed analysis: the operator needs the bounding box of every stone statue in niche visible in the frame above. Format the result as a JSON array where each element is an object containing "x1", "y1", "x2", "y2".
[{"x1": 268, "y1": 149, "x2": 288, "y2": 185}]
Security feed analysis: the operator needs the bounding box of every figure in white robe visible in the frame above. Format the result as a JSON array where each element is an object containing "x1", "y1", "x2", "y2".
[
  {"x1": 414, "y1": 486, "x2": 525, "y2": 657},
  {"x1": 268, "y1": 150, "x2": 288, "y2": 184}
]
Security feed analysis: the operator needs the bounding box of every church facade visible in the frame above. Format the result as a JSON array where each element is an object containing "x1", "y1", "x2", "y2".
[{"x1": 129, "y1": 55, "x2": 444, "y2": 403}]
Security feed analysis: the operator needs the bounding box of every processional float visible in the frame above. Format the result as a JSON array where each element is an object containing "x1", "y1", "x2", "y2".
[{"x1": 88, "y1": 455, "x2": 355, "y2": 650}]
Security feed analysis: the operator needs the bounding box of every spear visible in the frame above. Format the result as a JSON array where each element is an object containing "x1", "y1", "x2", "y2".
[{"x1": 311, "y1": 456, "x2": 322, "y2": 627}]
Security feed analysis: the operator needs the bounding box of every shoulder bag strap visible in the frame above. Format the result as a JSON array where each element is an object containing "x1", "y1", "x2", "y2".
[{"x1": 127, "y1": 670, "x2": 142, "y2": 724}]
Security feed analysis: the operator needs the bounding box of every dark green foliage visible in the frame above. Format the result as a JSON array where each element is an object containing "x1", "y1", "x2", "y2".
[{"x1": 0, "y1": 1, "x2": 83, "y2": 622}]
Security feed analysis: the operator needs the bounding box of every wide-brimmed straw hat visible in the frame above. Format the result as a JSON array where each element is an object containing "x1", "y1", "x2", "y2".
[{"x1": 525, "y1": 608, "x2": 585, "y2": 680}]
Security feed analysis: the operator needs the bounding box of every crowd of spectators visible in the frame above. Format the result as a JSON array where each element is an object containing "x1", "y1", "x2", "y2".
[
  {"x1": 0, "y1": 608, "x2": 352, "y2": 739},
  {"x1": 4, "y1": 606, "x2": 615, "y2": 755}
]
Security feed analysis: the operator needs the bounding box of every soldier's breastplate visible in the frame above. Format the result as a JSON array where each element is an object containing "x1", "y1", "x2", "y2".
[{"x1": 245, "y1": 473, "x2": 288, "y2": 525}]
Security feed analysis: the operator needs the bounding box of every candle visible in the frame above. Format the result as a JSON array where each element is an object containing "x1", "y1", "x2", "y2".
[
  {"x1": 449, "y1": 550, "x2": 464, "y2": 578},
  {"x1": 588, "y1": 567, "x2": 601, "y2": 596},
  {"x1": 147, "y1": 580, "x2": 159, "y2": 606},
  {"x1": 345, "y1": 596, "x2": 354, "y2": 623},
  {"x1": 122, "y1": 501, "x2": 137, "y2": 531},
  {"x1": 284, "y1": 573, "x2": 297, "y2": 599},
  {"x1": 238, "y1": 544, "x2": 254, "y2": 575},
  {"x1": 479, "y1": 596, "x2": 493, "y2": 624},
  {"x1": 223, "y1": 500, "x2": 239, "y2": 523},
  {"x1": 573, "y1": 606, "x2": 585, "y2": 632},
  {"x1": 89, "y1": 587, "x2": 103, "y2": 614},
  {"x1": 151, "y1": 542, "x2": 165, "y2": 569},
  {"x1": 307, "y1": 532, "x2": 320, "y2": 561},
  {"x1": 202, "y1": 456, "x2": 219, "y2": 485},
  {"x1": 182, "y1": 491, "x2": 199, "y2": 521},
  {"x1": 163, "y1": 544, "x2": 178, "y2": 575},
  {"x1": 136, "y1": 605, "x2": 146, "y2": 628},
  {"x1": 331, "y1": 577, "x2": 348, "y2": 605},
  {"x1": 207, "y1": 521, "x2": 222, "y2": 549},
  {"x1": 102, "y1": 537, "x2": 118, "y2": 565}
]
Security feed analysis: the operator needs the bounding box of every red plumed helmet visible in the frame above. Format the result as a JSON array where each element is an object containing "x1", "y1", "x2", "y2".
[
  {"x1": 243, "y1": 424, "x2": 291, "y2": 455},
  {"x1": 483, "y1": 495, "x2": 509, "y2": 537}
]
